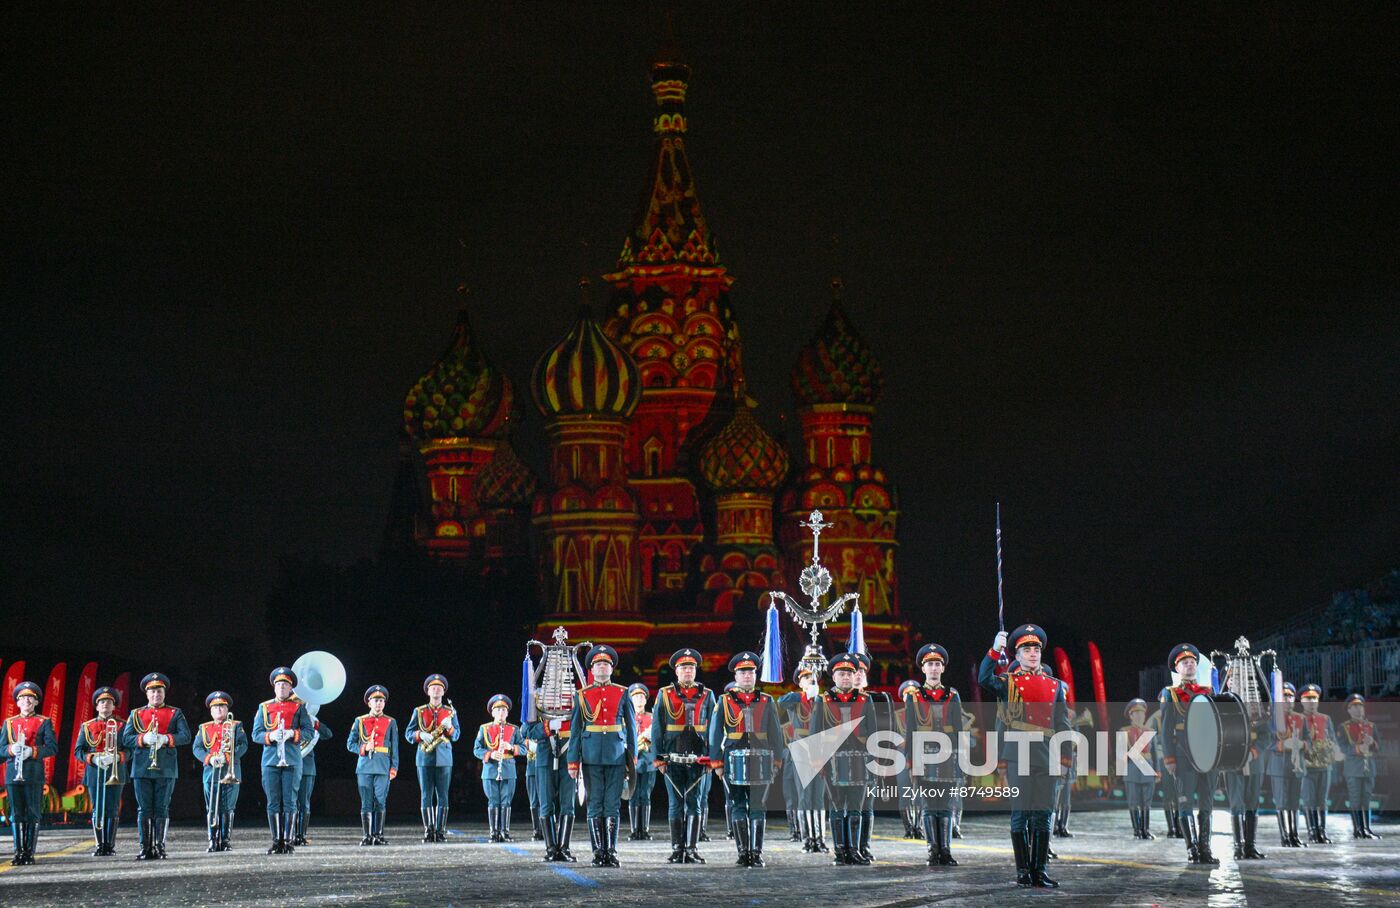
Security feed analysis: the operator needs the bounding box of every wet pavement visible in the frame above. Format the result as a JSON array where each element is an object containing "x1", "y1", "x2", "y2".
[{"x1": 1, "y1": 811, "x2": 1396, "y2": 906}]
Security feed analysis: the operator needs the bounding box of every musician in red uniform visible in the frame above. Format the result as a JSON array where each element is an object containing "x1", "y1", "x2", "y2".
[
  {"x1": 1159, "y1": 643, "x2": 1220, "y2": 865},
  {"x1": 568, "y1": 645, "x2": 637, "y2": 867},
  {"x1": 812, "y1": 652, "x2": 877, "y2": 866},
  {"x1": 473, "y1": 694, "x2": 521, "y2": 843},
  {"x1": 979, "y1": 624, "x2": 1070, "y2": 888},
  {"x1": 251, "y1": 666, "x2": 315, "y2": 854},
  {"x1": 1298, "y1": 683, "x2": 1339, "y2": 843},
  {"x1": 1119, "y1": 698, "x2": 1158, "y2": 840},
  {"x1": 3, "y1": 681, "x2": 58, "y2": 865},
  {"x1": 778, "y1": 666, "x2": 829, "y2": 854},
  {"x1": 1267, "y1": 681, "x2": 1308, "y2": 847},
  {"x1": 710, "y1": 651, "x2": 785, "y2": 868},
  {"x1": 121, "y1": 672, "x2": 192, "y2": 860}
]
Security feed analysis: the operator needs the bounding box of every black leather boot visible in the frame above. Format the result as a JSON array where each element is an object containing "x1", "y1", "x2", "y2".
[
  {"x1": 207, "y1": 818, "x2": 220, "y2": 853},
  {"x1": 749, "y1": 818, "x2": 766, "y2": 867},
  {"x1": 531, "y1": 804, "x2": 543, "y2": 840},
  {"x1": 1030, "y1": 828, "x2": 1058, "y2": 888},
  {"x1": 437, "y1": 805, "x2": 449, "y2": 842},
  {"x1": 155, "y1": 819, "x2": 169, "y2": 858},
  {"x1": 589, "y1": 817, "x2": 606, "y2": 866},
  {"x1": 359, "y1": 812, "x2": 372, "y2": 846},
  {"x1": 1196, "y1": 810, "x2": 1219, "y2": 863},
  {"x1": 923, "y1": 811, "x2": 938, "y2": 866},
  {"x1": 1140, "y1": 807, "x2": 1156, "y2": 840},
  {"x1": 1232, "y1": 814, "x2": 1245, "y2": 859},
  {"x1": 683, "y1": 817, "x2": 705, "y2": 861},
  {"x1": 1165, "y1": 806, "x2": 1181, "y2": 838},
  {"x1": 280, "y1": 813, "x2": 295, "y2": 853},
  {"x1": 92, "y1": 817, "x2": 105, "y2": 856},
  {"x1": 1181, "y1": 812, "x2": 1200, "y2": 863},
  {"x1": 500, "y1": 807, "x2": 513, "y2": 843},
  {"x1": 1243, "y1": 810, "x2": 1265, "y2": 858},
  {"x1": 20, "y1": 823, "x2": 36, "y2": 865},
  {"x1": 541, "y1": 813, "x2": 559, "y2": 861},
  {"x1": 1313, "y1": 809, "x2": 1333, "y2": 844},
  {"x1": 219, "y1": 812, "x2": 233, "y2": 852},
  {"x1": 604, "y1": 816, "x2": 620, "y2": 866},
  {"x1": 291, "y1": 810, "x2": 307, "y2": 847},
  {"x1": 830, "y1": 812, "x2": 849, "y2": 865},
  {"x1": 423, "y1": 807, "x2": 436, "y2": 842},
  {"x1": 628, "y1": 801, "x2": 642, "y2": 841},
  {"x1": 1054, "y1": 799, "x2": 1073, "y2": 837},
  {"x1": 666, "y1": 817, "x2": 685, "y2": 863},
  {"x1": 373, "y1": 810, "x2": 388, "y2": 845},
  {"x1": 847, "y1": 814, "x2": 871, "y2": 865},
  {"x1": 788, "y1": 810, "x2": 801, "y2": 841},
  {"x1": 813, "y1": 810, "x2": 829, "y2": 853},
  {"x1": 267, "y1": 814, "x2": 282, "y2": 854},
  {"x1": 1012, "y1": 830, "x2": 1031, "y2": 886},
  {"x1": 724, "y1": 800, "x2": 734, "y2": 840},
  {"x1": 9, "y1": 825, "x2": 21, "y2": 866},
  {"x1": 1289, "y1": 810, "x2": 1307, "y2": 847},
  {"x1": 557, "y1": 815, "x2": 575, "y2": 861},
  {"x1": 937, "y1": 813, "x2": 957, "y2": 865},
  {"x1": 733, "y1": 815, "x2": 751, "y2": 866},
  {"x1": 857, "y1": 810, "x2": 874, "y2": 863}
]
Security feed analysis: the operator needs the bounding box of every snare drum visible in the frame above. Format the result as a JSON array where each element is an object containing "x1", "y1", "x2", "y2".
[
  {"x1": 725, "y1": 748, "x2": 776, "y2": 786},
  {"x1": 827, "y1": 750, "x2": 869, "y2": 787},
  {"x1": 1184, "y1": 692, "x2": 1250, "y2": 774}
]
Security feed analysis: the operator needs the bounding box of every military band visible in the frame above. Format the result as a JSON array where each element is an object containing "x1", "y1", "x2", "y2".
[
  {"x1": 4, "y1": 681, "x2": 58, "y2": 865},
  {"x1": 813, "y1": 652, "x2": 877, "y2": 866},
  {"x1": 1298, "y1": 683, "x2": 1339, "y2": 843},
  {"x1": 251, "y1": 666, "x2": 315, "y2": 854},
  {"x1": 652, "y1": 647, "x2": 715, "y2": 864},
  {"x1": 193, "y1": 691, "x2": 248, "y2": 852},
  {"x1": 906, "y1": 642, "x2": 963, "y2": 867},
  {"x1": 710, "y1": 651, "x2": 783, "y2": 867},
  {"x1": 568, "y1": 645, "x2": 637, "y2": 866},
  {"x1": 473, "y1": 693, "x2": 521, "y2": 843},
  {"x1": 122, "y1": 672, "x2": 192, "y2": 860},
  {"x1": 406, "y1": 673, "x2": 459, "y2": 842},
  {"x1": 1160, "y1": 643, "x2": 1220, "y2": 865},
  {"x1": 349, "y1": 684, "x2": 399, "y2": 846},
  {"x1": 1120, "y1": 699, "x2": 1157, "y2": 841},
  {"x1": 1341, "y1": 693, "x2": 1381, "y2": 839},
  {"x1": 74, "y1": 686, "x2": 129, "y2": 856}
]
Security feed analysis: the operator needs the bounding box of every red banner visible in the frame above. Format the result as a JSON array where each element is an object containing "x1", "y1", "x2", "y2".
[
  {"x1": 112, "y1": 672, "x2": 131, "y2": 719},
  {"x1": 1087, "y1": 641, "x2": 1110, "y2": 739},
  {"x1": 67, "y1": 662, "x2": 98, "y2": 790},
  {"x1": 43, "y1": 663, "x2": 68, "y2": 785},
  {"x1": 1, "y1": 661, "x2": 25, "y2": 784},
  {"x1": 1052, "y1": 647, "x2": 1077, "y2": 706}
]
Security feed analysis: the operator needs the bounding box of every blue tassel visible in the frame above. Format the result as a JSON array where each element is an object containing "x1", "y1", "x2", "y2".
[
  {"x1": 848, "y1": 605, "x2": 866, "y2": 656},
  {"x1": 521, "y1": 653, "x2": 535, "y2": 723},
  {"x1": 760, "y1": 601, "x2": 784, "y2": 684}
]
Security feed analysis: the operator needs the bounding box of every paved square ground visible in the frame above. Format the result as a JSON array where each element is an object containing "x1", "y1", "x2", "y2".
[{"x1": 2, "y1": 811, "x2": 1396, "y2": 906}]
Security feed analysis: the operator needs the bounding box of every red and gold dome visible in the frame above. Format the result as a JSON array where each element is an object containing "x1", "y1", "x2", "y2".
[
  {"x1": 403, "y1": 308, "x2": 512, "y2": 440},
  {"x1": 790, "y1": 279, "x2": 884, "y2": 408},
  {"x1": 532, "y1": 282, "x2": 641, "y2": 420},
  {"x1": 698, "y1": 393, "x2": 789, "y2": 493},
  {"x1": 475, "y1": 437, "x2": 538, "y2": 509}
]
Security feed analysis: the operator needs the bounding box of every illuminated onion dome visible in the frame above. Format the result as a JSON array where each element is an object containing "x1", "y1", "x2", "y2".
[
  {"x1": 698, "y1": 393, "x2": 789, "y2": 493},
  {"x1": 403, "y1": 307, "x2": 512, "y2": 440},
  {"x1": 790, "y1": 279, "x2": 884, "y2": 408},
  {"x1": 532, "y1": 282, "x2": 642, "y2": 419},
  {"x1": 475, "y1": 437, "x2": 538, "y2": 509}
]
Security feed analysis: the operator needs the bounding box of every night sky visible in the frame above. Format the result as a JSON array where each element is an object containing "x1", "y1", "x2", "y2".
[{"x1": 5, "y1": 5, "x2": 1397, "y2": 697}]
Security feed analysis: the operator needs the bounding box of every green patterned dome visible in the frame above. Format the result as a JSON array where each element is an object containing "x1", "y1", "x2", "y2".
[
  {"x1": 476, "y1": 437, "x2": 538, "y2": 509},
  {"x1": 790, "y1": 280, "x2": 884, "y2": 408},
  {"x1": 698, "y1": 395, "x2": 789, "y2": 493},
  {"x1": 404, "y1": 308, "x2": 512, "y2": 440}
]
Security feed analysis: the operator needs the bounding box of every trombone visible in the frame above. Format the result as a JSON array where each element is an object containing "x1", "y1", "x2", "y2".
[{"x1": 102, "y1": 718, "x2": 122, "y2": 786}]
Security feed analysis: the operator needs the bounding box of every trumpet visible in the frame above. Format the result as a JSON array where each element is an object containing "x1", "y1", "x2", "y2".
[
  {"x1": 103, "y1": 718, "x2": 122, "y2": 785},
  {"x1": 146, "y1": 711, "x2": 164, "y2": 770},
  {"x1": 218, "y1": 716, "x2": 238, "y2": 785},
  {"x1": 11, "y1": 728, "x2": 25, "y2": 783},
  {"x1": 421, "y1": 699, "x2": 457, "y2": 753}
]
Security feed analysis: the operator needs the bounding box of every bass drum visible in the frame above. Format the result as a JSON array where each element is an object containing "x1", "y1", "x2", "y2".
[{"x1": 1184, "y1": 692, "x2": 1250, "y2": 774}]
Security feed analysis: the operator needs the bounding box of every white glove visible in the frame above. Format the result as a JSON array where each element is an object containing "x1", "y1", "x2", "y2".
[
  {"x1": 993, "y1": 630, "x2": 1008, "y2": 653},
  {"x1": 209, "y1": 754, "x2": 225, "y2": 767},
  {"x1": 96, "y1": 752, "x2": 116, "y2": 768},
  {"x1": 526, "y1": 740, "x2": 538, "y2": 756},
  {"x1": 142, "y1": 730, "x2": 160, "y2": 746},
  {"x1": 19, "y1": 746, "x2": 33, "y2": 762},
  {"x1": 418, "y1": 730, "x2": 434, "y2": 745},
  {"x1": 7, "y1": 743, "x2": 20, "y2": 757},
  {"x1": 441, "y1": 720, "x2": 453, "y2": 733}
]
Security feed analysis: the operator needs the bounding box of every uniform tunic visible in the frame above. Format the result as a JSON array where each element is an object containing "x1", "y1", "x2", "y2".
[
  {"x1": 810, "y1": 688, "x2": 877, "y2": 815},
  {"x1": 347, "y1": 714, "x2": 400, "y2": 812},
  {"x1": 74, "y1": 717, "x2": 131, "y2": 822},
  {"x1": 1299, "y1": 710, "x2": 1340, "y2": 809},
  {"x1": 122, "y1": 705, "x2": 193, "y2": 822},
  {"x1": 193, "y1": 720, "x2": 250, "y2": 817},
  {"x1": 651, "y1": 683, "x2": 716, "y2": 820},
  {"x1": 569, "y1": 683, "x2": 637, "y2": 820},
  {"x1": 978, "y1": 654, "x2": 1071, "y2": 835},
  {"x1": 1267, "y1": 710, "x2": 1307, "y2": 810},
  {"x1": 1340, "y1": 718, "x2": 1379, "y2": 810},
  {"x1": 251, "y1": 698, "x2": 315, "y2": 815},
  {"x1": 1120, "y1": 723, "x2": 1157, "y2": 810},
  {"x1": 905, "y1": 683, "x2": 964, "y2": 813},
  {"x1": 3, "y1": 715, "x2": 58, "y2": 824},
  {"x1": 406, "y1": 703, "x2": 461, "y2": 811},
  {"x1": 1160, "y1": 682, "x2": 1218, "y2": 814},
  {"x1": 709, "y1": 687, "x2": 784, "y2": 823}
]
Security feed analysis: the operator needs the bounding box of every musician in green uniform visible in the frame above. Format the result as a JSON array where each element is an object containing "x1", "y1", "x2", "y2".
[
  {"x1": 406, "y1": 673, "x2": 460, "y2": 843},
  {"x1": 1267, "y1": 681, "x2": 1307, "y2": 847},
  {"x1": 813, "y1": 652, "x2": 878, "y2": 866},
  {"x1": 74, "y1": 687, "x2": 130, "y2": 856},
  {"x1": 473, "y1": 694, "x2": 522, "y2": 843},
  {"x1": 1298, "y1": 683, "x2": 1339, "y2": 843},
  {"x1": 1340, "y1": 694, "x2": 1381, "y2": 839},
  {"x1": 1159, "y1": 643, "x2": 1220, "y2": 865},
  {"x1": 568, "y1": 645, "x2": 637, "y2": 867},
  {"x1": 710, "y1": 651, "x2": 784, "y2": 867},
  {"x1": 348, "y1": 685, "x2": 399, "y2": 845},
  {"x1": 852, "y1": 654, "x2": 890, "y2": 863},
  {"x1": 192, "y1": 691, "x2": 249, "y2": 852},
  {"x1": 626, "y1": 683, "x2": 656, "y2": 841},
  {"x1": 3, "y1": 682, "x2": 58, "y2": 866},
  {"x1": 251, "y1": 666, "x2": 315, "y2": 855},
  {"x1": 122, "y1": 672, "x2": 192, "y2": 860},
  {"x1": 653, "y1": 647, "x2": 716, "y2": 864},
  {"x1": 905, "y1": 643, "x2": 963, "y2": 867}
]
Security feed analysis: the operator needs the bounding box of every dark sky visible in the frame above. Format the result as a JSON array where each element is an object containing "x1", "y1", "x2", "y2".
[{"x1": 4, "y1": 5, "x2": 1397, "y2": 696}]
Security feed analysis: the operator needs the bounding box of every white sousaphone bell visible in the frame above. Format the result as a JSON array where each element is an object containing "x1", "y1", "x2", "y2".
[{"x1": 292, "y1": 651, "x2": 347, "y2": 757}]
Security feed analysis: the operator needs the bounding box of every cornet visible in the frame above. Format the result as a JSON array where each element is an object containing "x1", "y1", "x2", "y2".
[
  {"x1": 12, "y1": 728, "x2": 25, "y2": 783},
  {"x1": 146, "y1": 711, "x2": 164, "y2": 770},
  {"x1": 103, "y1": 718, "x2": 122, "y2": 785},
  {"x1": 275, "y1": 714, "x2": 289, "y2": 768}
]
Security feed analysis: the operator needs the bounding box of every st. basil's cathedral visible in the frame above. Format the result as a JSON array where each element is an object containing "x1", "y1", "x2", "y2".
[{"x1": 396, "y1": 49, "x2": 912, "y2": 686}]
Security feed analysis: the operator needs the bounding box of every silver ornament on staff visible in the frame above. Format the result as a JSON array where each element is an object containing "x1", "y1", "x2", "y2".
[{"x1": 766, "y1": 509, "x2": 860, "y2": 679}]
